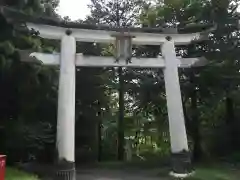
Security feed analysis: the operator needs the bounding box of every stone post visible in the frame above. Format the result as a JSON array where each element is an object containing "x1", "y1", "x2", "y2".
[
  {"x1": 56, "y1": 31, "x2": 76, "y2": 180},
  {"x1": 162, "y1": 37, "x2": 192, "y2": 176}
]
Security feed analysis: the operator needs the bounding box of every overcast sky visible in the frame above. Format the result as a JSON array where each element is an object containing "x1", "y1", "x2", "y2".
[
  {"x1": 57, "y1": 0, "x2": 91, "y2": 20},
  {"x1": 57, "y1": 0, "x2": 240, "y2": 21}
]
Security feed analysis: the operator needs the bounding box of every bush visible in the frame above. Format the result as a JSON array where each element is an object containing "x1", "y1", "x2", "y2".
[{"x1": 4, "y1": 120, "x2": 55, "y2": 164}]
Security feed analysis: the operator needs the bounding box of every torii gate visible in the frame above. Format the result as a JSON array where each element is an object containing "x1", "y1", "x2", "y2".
[{"x1": 1, "y1": 7, "x2": 212, "y2": 180}]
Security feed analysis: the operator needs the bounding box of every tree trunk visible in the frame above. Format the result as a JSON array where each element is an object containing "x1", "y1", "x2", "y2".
[
  {"x1": 225, "y1": 94, "x2": 236, "y2": 150},
  {"x1": 183, "y1": 102, "x2": 190, "y2": 134},
  {"x1": 190, "y1": 74, "x2": 202, "y2": 162},
  {"x1": 97, "y1": 118, "x2": 102, "y2": 162},
  {"x1": 191, "y1": 88, "x2": 202, "y2": 162},
  {"x1": 117, "y1": 67, "x2": 125, "y2": 161},
  {"x1": 225, "y1": 95, "x2": 234, "y2": 125}
]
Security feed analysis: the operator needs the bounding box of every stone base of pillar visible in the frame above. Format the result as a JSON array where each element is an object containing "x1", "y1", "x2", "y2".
[
  {"x1": 171, "y1": 151, "x2": 193, "y2": 175},
  {"x1": 55, "y1": 161, "x2": 76, "y2": 180}
]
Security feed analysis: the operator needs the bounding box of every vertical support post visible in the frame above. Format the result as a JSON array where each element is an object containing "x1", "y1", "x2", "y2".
[
  {"x1": 162, "y1": 37, "x2": 192, "y2": 176},
  {"x1": 56, "y1": 31, "x2": 76, "y2": 180}
]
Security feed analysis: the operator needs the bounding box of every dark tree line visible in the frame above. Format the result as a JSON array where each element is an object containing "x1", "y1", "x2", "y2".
[{"x1": 1, "y1": 0, "x2": 240, "y2": 165}]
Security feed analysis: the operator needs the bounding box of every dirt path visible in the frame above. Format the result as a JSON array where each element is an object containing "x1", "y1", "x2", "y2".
[{"x1": 18, "y1": 162, "x2": 170, "y2": 180}]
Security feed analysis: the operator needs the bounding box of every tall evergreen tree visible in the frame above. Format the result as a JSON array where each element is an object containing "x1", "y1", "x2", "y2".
[
  {"x1": 87, "y1": 0, "x2": 147, "y2": 161},
  {"x1": 138, "y1": 0, "x2": 240, "y2": 160},
  {"x1": 0, "y1": 0, "x2": 60, "y2": 163}
]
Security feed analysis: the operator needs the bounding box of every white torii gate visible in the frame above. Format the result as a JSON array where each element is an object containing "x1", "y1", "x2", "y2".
[
  {"x1": 1, "y1": 6, "x2": 211, "y2": 180},
  {"x1": 21, "y1": 32, "x2": 205, "y2": 179},
  {"x1": 28, "y1": 34, "x2": 202, "y2": 179}
]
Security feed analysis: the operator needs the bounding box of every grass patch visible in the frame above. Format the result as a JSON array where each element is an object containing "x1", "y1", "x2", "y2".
[
  {"x1": 147, "y1": 162, "x2": 240, "y2": 180},
  {"x1": 185, "y1": 164, "x2": 240, "y2": 180},
  {"x1": 5, "y1": 167, "x2": 39, "y2": 180}
]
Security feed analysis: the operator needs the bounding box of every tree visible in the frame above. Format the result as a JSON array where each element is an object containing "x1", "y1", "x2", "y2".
[
  {"x1": 0, "y1": 0, "x2": 60, "y2": 163},
  {"x1": 138, "y1": 0, "x2": 240, "y2": 160},
  {"x1": 87, "y1": 0, "x2": 147, "y2": 161}
]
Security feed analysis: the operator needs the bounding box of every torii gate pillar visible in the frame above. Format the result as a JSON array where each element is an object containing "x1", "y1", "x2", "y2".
[
  {"x1": 55, "y1": 32, "x2": 76, "y2": 180},
  {"x1": 162, "y1": 38, "x2": 191, "y2": 176}
]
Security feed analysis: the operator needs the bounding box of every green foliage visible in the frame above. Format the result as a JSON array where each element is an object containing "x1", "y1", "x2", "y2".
[
  {"x1": 135, "y1": 0, "x2": 240, "y2": 162},
  {"x1": 5, "y1": 168, "x2": 39, "y2": 180},
  {"x1": 87, "y1": 0, "x2": 147, "y2": 26},
  {"x1": 0, "y1": 0, "x2": 59, "y2": 164}
]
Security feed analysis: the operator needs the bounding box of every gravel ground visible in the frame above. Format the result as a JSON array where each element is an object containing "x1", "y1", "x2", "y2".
[
  {"x1": 18, "y1": 162, "x2": 170, "y2": 180},
  {"x1": 76, "y1": 168, "x2": 169, "y2": 180}
]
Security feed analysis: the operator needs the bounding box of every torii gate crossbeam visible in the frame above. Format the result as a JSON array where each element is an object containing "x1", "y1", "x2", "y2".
[{"x1": 19, "y1": 51, "x2": 207, "y2": 68}]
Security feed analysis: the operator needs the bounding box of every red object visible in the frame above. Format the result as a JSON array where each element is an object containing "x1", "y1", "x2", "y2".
[{"x1": 0, "y1": 155, "x2": 6, "y2": 180}]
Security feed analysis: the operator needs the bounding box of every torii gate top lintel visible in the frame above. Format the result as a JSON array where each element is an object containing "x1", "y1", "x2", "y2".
[{"x1": 0, "y1": 6, "x2": 215, "y2": 45}]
